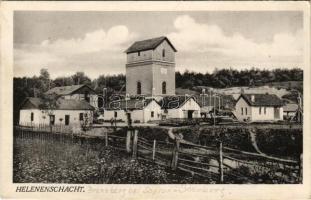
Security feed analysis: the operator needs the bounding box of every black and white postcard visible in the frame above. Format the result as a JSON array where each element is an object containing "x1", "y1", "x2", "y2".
[{"x1": 0, "y1": 1, "x2": 310, "y2": 200}]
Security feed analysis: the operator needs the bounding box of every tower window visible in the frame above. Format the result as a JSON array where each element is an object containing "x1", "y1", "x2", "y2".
[
  {"x1": 138, "y1": 51, "x2": 140, "y2": 56},
  {"x1": 162, "y1": 81, "x2": 167, "y2": 94},
  {"x1": 162, "y1": 49, "x2": 165, "y2": 57},
  {"x1": 137, "y1": 81, "x2": 141, "y2": 95}
]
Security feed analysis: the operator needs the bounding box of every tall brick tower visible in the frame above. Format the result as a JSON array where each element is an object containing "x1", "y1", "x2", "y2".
[{"x1": 125, "y1": 36, "x2": 177, "y2": 96}]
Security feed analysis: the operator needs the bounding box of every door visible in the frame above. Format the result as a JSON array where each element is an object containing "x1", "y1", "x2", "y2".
[
  {"x1": 126, "y1": 113, "x2": 132, "y2": 126},
  {"x1": 187, "y1": 110, "x2": 194, "y2": 119},
  {"x1": 274, "y1": 107, "x2": 280, "y2": 119},
  {"x1": 65, "y1": 115, "x2": 70, "y2": 125},
  {"x1": 49, "y1": 115, "x2": 55, "y2": 125}
]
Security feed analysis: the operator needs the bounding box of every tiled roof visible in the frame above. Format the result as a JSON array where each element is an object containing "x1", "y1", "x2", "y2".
[
  {"x1": 56, "y1": 99, "x2": 95, "y2": 110},
  {"x1": 238, "y1": 94, "x2": 284, "y2": 107},
  {"x1": 283, "y1": 103, "x2": 299, "y2": 112},
  {"x1": 21, "y1": 97, "x2": 44, "y2": 109},
  {"x1": 20, "y1": 97, "x2": 94, "y2": 110},
  {"x1": 106, "y1": 98, "x2": 158, "y2": 110},
  {"x1": 125, "y1": 36, "x2": 177, "y2": 53},
  {"x1": 45, "y1": 84, "x2": 95, "y2": 96},
  {"x1": 159, "y1": 96, "x2": 198, "y2": 109},
  {"x1": 195, "y1": 94, "x2": 236, "y2": 108}
]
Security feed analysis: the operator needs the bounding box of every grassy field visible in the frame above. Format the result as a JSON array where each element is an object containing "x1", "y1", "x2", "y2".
[{"x1": 13, "y1": 136, "x2": 215, "y2": 184}]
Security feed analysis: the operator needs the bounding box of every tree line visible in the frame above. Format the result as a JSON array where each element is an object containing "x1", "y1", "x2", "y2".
[
  {"x1": 13, "y1": 67, "x2": 303, "y2": 124},
  {"x1": 176, "y1": 68, "x2": 303, "y2": 89}
]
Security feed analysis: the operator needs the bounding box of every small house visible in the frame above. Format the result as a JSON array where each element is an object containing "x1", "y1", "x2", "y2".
[
  {"x1": 19, "y1": 97, "x2": 95, "y2": 127},
  {"x1": 234, "y1": 94, "x2": 284, "y2": 122},
  {"x1": 103, "y1": 98, "x2": 162, "y2": 123},
  {"x1": 45, "y1": 84, "x2": 99, "y2": 109},
  {"x1": 283, "y1": 103, "x2": 299, "y2": 119},
  {"x1": 160, "y1": 96, "x2": 201, "y2": 119}
]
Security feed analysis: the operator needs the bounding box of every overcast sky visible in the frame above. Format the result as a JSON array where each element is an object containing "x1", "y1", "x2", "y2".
[{"x1": 14, "y1": 11, "x2": 303, "y2": 79}]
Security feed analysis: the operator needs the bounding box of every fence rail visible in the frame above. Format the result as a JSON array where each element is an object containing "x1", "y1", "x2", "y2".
[{"x1": 14, "y1": 125, "x2": 302, "y2": 183}]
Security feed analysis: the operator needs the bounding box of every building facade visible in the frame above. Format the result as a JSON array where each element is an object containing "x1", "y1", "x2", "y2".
[
  {"x1": 103, "y1": 98, "x2": 162, "y2": 123},
  {"x1": 19, "y1": 97, "x2": 94, "y2": 127},
  {"x1": 160, "y1": 96, "x2": 201, "y2": 119},
  {"x1": 125, "y1": 36, "x2": 177, "y2": 96},
  {"x1": 234, "y1": 94, "x2": 284, "y2": 122}
]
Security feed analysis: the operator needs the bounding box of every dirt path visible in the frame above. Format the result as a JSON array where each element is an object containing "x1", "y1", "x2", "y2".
[{"x1": 249, "y1": 128, "x2": 266, "y2": 156}]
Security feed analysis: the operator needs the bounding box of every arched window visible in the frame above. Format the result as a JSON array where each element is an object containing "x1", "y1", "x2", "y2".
[
  {"x1": 162, "y1": 49, "x2": 165, "y2": 57},
  {"x1": 162, "y1": 81, "x2": 166, "y2": 94},
  {"x1": 137, "y1": 81, "x2": 141, "y2": 95}
]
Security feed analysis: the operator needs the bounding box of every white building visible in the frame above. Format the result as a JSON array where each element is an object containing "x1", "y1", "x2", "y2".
[
  {"x1": 160, "y1": 96, "x2": 201, "y2": 119},
  {"x1": 19, "y1": 97, "x2": 94, "y2": 127},
  {"x1": 234, "y1": 94, "x2": 284, "y2": 122},
  {"x1": 125, "y1": 36, "x2": 177, "y2": 96},
  {"x1": 45, "y1": 84, "x2": 100, "y2": 109},
  {"x1": 103, "y1": 98, "x2": 162, "y2": 123}
]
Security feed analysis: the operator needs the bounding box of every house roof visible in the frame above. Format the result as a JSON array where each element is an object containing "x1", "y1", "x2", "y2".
[
  {"x1": 159, "y1": 96, "x2": 198, "y2": 109},
  {"x1": 20, "y1": 97, "x2": 44, "y2": 109},
  {"x1": 45, "y1": 84, "x2": 95, "y2": 96},
  {"x1": 125, "y1": 36, "x2": 177, "y2": 54},
  {"x1": 195, "y1": 94, "x2": 236, "y2": 109},
  {"x1": 283, "y1": 103, "x2": 299, "y2": 112},
  {"x1": 106, "y1": 98, "x2": 158, "y2": 110},
  {"x1": 56, "y1": 99, "x2": 95, "y2": 110},
  {"x1": 20, "y1": 97, "x2": 95, "y2": 110},
  {"x1": 238, "y1": 94, "x2": 284, "y2": 107}
]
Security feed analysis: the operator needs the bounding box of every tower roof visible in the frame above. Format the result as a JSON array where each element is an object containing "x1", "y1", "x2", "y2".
[{"x1": 125, "y1": 36, "x2": 177, "y2": 54}]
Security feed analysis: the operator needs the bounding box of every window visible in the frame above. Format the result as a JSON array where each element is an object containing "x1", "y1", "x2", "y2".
[
  {"x1": 162, "y1": 81, "x2": 167, "y2": 94},
  {"x1": 151, "y1": 111, "x2": 154, "y2": 118},
  {"x1": 241, "y1": 107, "x2": 244, "y2": 115},
  {"x1": 259, "y1": 107, "x2": 262, "y2": 115},
  {"x1": 79, "y1": 113, "x2": 84, "y2": 121},
  {"x1": 264, "y1": 107, "x2": 266, "y2": 115},
  {"x1": 162, "y1": 49, "x2": 165, "y2": 57},
  {"x1": 138, "y1": 51, "x2": 140, "y2": 56},
  {"x1": 31, "y1": 112, "x2": 34, "y2": 121},
  {"x1": 114, "y1": 111, "x2": 118, "y2": 118},
  {"x1": 137, "y1": 81, "x2": 141, "y2": 95},
  {"x1": 65, "y1": 115, "x2": 70, "y2": 126},
  {"x1": 84, "y1": 91, "x2": 90, "y2": 102},
  {"x1": 50, "y1": 115, "x2": 55, "y2": 125},
  {"x1": 245, "y1": 107, "x2": 248, "y2": 115}
]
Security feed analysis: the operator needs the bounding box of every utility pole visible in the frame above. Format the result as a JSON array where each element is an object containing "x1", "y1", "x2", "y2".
[{"x1": 214, "y1": 94, "x2": 216, "y2": 126}]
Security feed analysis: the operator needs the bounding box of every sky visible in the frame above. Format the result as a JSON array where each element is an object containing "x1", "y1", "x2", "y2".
[{"x1": 14, "y1": 11, "x2": 304, "y2": 79}]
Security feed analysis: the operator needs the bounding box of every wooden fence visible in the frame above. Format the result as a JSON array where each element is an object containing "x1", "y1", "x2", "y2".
[
  {"x1": 14, "y1": 126, "x2": 302, "y2": 183},
  {"x1": 131, "y1": 131, "x2": 301, "y2": 183}
]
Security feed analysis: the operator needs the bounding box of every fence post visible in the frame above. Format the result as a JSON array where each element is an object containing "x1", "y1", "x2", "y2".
[
  {"x1": 126, "y1": 129, "x2": 132, "y2": 153},
  {"x1": 171, "y1": 138, "x2": 180, "y2": 170},
  {"x1": 105, "y1": 131, "x2": 108, "y2": 147},
  {"x1": 132, "y1": 129, "x2": 138, "y2": 160},
  {"x1": 152, "y1": 140, "x2": 156, "y2": 161},
  {"x1": 299, "y1": 153, "x2": 303, "y2": 182},
  {"x1": 219, "y1": 141, "x2": 224, "y2": 183}
]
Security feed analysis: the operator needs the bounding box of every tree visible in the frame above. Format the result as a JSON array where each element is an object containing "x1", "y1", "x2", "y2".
[
  {"x1": 71, "y1": 72, "x2": 91, "y2": 85},
  {"x1": 38, "y1": 68, "x2": 53, "y2": 93},
  {"x1": 53, "y1": 77, "x2": 74, "y2": 87}
]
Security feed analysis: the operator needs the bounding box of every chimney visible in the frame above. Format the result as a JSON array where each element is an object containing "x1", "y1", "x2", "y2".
[{"x1": 251, "y1": 95, "x2": 255, "y2": 102}]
